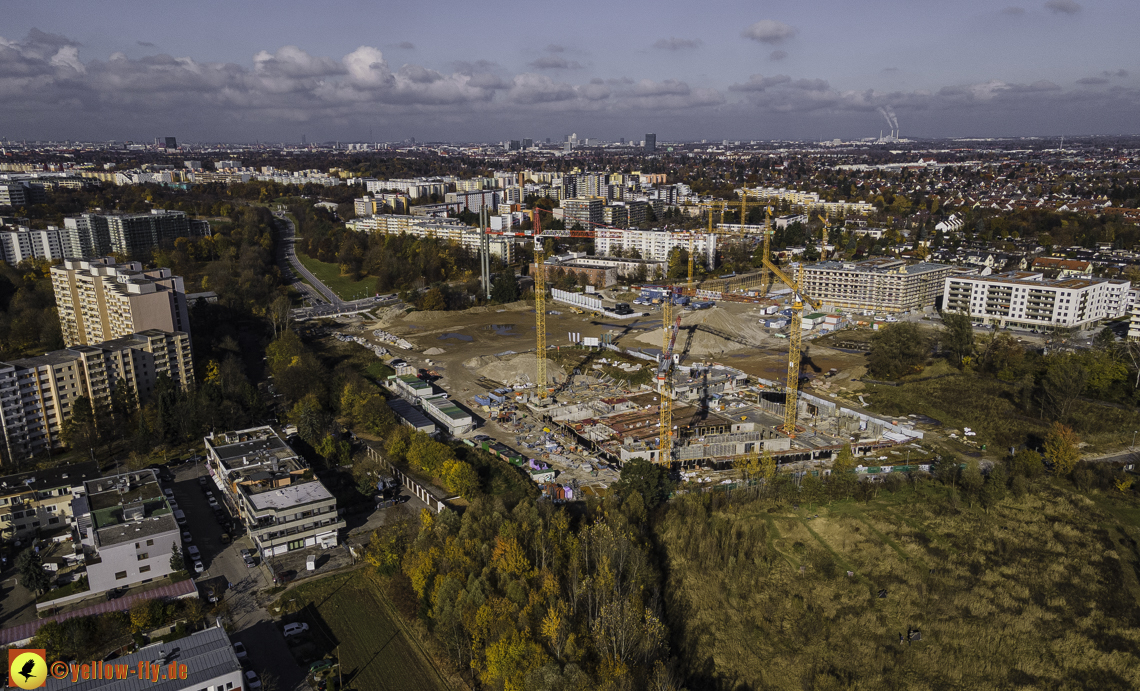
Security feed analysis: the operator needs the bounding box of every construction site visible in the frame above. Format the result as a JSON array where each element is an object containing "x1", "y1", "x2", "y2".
[{"x1": 320, "y1": 204, "x2": 931, "y2": 498}]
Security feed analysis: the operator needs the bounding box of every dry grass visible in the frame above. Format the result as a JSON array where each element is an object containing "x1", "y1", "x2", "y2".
[{"x1": 657, "y1": 483, "x2": 1140, "y2": 690}]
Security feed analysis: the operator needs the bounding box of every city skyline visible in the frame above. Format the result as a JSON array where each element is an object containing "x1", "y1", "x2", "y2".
[{"x1": 2, "y1": 0, "x2": 1138, "y2": 142}]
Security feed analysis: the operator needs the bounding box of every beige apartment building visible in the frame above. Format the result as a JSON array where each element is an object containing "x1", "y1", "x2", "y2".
[
  {"x1": 51, "y1": 258, "x2": 190, "y2": 347},
  {"x1": 0, "y1": 330, "x2": 192, "y2": 461},
  {"x1": 801, "y1": 258, "x2": 953, "y2": 313},
  {"x1": 0, "y1": 461, "x2": 100, "y2": 542}
]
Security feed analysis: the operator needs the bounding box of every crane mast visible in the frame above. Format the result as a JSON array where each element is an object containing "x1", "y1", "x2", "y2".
[
  {"x1": 657, "y1": 288, "x2": 682, "y2": 463},
  {"x1": 534, "y1": 211, "x2": 547, "y2": 403}
]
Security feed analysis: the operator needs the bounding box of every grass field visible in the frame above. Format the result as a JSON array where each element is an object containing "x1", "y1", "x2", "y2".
[
  {"x1": 658, "y1": 481, "x2": 1140, "y2": 690},
  {"x1": 279, "y1": 572, "x2": 448, "y2": 691},
  {"x1": 295, "y1": 251, "x2": 376, "y2": 301}
]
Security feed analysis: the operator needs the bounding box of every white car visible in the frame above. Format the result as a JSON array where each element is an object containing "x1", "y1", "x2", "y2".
[
  {"x1": 232, "y1": 642, "x2": 247, "y2": 659},
  {"x1": 244, "y1": 670, "x2": 261, "y2": 689},
  {"x1": 282, "y1": 622, "x2": 309, "y2": 637},
  {"x1": 193, "y1": 561, "x2": 204, "y2": 574}
]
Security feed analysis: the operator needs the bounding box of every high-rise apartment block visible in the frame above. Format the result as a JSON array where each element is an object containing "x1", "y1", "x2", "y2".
[
  {"x1": 0, "y1": 226, "x2": 65, "y2": 264},
  {"x1": 943, "y1": 270, "x2": 1128, "y2": 328},
  {"x1": 594, "y1": 227, "x2": 717, "y2": 265},
  {"x1": 562, "y1": 198, "x2": 605, "y2": 229},
  {"x1": 51, "y1": 258, "x2": 191, "y2": 347},
  {"x1": 802, "y1": 258, "x2": 953, "y2": 314},
  {"x1": 645, "y1": 133, "x2": 656, "y2": 153},
  {"x1": 62, "y1": 209, "x2": 209, "y2": 258},
  {"x1": 0, "y1": 330, "x2": 193, "y2": 460}
]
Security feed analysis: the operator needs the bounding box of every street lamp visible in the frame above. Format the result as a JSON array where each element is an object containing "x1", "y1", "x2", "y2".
[{"x1": 1132, "y1": 430, "x2": 1137, "y2": 452}]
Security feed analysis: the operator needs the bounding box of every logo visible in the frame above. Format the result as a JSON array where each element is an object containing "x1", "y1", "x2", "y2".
[{"x1": 7, "y1": 650, "x2": 46, "y2": 689}]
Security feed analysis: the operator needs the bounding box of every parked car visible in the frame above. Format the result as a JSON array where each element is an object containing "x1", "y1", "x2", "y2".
[
  {"x1": 181, "y1": 531, "x2": 193, "y2": 543},
  {"x1": 308, "y1": 659, "x2": 333, "y2": 674},
  {"x1": 167, "y1": 499, "x2": 178, "y2": 510},
  {"x1": 243, "y1": 555, "x2": 256, "y2": 568},
  {"x1": 232, "y1": 642, "x2": 247, "y2": 659},
  {"x1": 105, "y1": 588, "x2": 123, "y2": 601},
  {"x1": 219, "y1": 533, "x2": 231, "y2": 545},
  {"x1": 163, "y1": 488, "x2": 174, "y2": 498},
  {"x1": 198, "y1": 477, "x2": 208, "y2": 487},
  {"x1": 244, "y1": 670, "x2": 261, "y2": 689},
  {"x1": 186, "y1": 545, "x2": 200, "y2": 560},
  {"x1": 193, "y1": 561, "x2": 204, "y2": 574},
  {"x1": 283, "y1": 622, "x2": 309, "y2": 637}
]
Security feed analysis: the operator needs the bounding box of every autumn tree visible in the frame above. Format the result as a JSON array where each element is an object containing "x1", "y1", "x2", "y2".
[
  {"x1": 868, "y1": 322, "x2": 928, "y2": 379},
  {"x1": 941, "y1": 311, "x2": 975, "y2": 367},
  {"x1": 1043, "y1": 421, "x2": 1080, "y2": 476}
]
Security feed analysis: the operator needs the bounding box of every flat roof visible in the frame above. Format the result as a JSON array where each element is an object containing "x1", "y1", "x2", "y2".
[
  {"x1": 246, "y1": 480, "x2": 333, "y2": 512},
  {"x1": 64, "y1": 625, "x2": 241, "y2": 691},
  {"x1": 949, "y1": 271, "x2": 1123, "y2": 290},
  {"x1": 0, "y1": 461, "x2": 99, "y2": 496}
]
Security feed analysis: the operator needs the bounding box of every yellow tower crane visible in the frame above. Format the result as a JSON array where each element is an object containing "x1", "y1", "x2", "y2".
[
  {"x1": 760, "y1": 205, "x2": 774, "y2": 296},
  {"x1": 534, "y1": 212, "x2": 548, "y2": 403},
  {"x1": 758, "y1": 210, "x2": 821, "y2": 437},
  {"x1": 817, "y1": 213, "x2": 829, "y2": 261},
  {"x1": 657, "y1": 288, "x2": 682, "y2": 463}
]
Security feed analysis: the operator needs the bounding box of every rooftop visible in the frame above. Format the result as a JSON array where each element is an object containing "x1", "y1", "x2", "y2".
[
  {"x1": 0, "y1": 461, "x2": 99, "y2": 497},
  {"x1": 808, "y1": 258, "x2": 952, "y2": 275},
  {"x1": 64, "y1": 624, "x2": 241, "y2": 691},
  {"x1": 83, "y1": 470, "x2": 177, "y2": 545},
  {"x1": 246, "y1": 480, "x2": 333, "y2": 512},
  {"x1": 206, "y1": 426, "x2": 298, "y2": 468}
]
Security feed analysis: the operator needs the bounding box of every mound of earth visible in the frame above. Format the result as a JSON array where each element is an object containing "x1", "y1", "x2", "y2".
[
  {"x1": 468, "y1": 353, "x2": 565, "y2": 385},
  {"x1": 632, "y1": 306, "x2": 776, "y2": 356},
  {"x1": 422, "y1": 347, "x2": 446, "y2": 355}
]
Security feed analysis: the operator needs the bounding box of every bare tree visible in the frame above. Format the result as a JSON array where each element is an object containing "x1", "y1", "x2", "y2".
[{"x1": 269, "y1": 295, "x2": 292, "y2": 339}]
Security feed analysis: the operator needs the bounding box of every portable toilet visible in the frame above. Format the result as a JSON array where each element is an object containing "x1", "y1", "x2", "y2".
[{"x1": 307, "y1": 555, "x2": 316, "y2": 571}]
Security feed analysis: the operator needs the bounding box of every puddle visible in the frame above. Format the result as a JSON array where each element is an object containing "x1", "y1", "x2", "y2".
[
  {"x1": 438, "y1": 333, "x2": 473, "y2": 341},
  {"x1": 486, "y1": 324, "x2": 517, "y2": 336}
]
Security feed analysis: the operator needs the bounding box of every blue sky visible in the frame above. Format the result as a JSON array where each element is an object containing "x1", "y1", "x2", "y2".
[{"x1": 2, "y1": 0, "x2": 1137, "y2": 142}]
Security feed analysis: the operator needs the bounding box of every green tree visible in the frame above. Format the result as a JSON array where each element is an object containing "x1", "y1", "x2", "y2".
[
  {"x1": 941, "y1": 311, "x2": 975, "y2": 367},
  {"x1": 981, "y1": 465, "x2": 1007, "y2": 511},
  {"x1": 614, "y1": 457, "x2": 673, "y2": 510},
  {"x1": 170, "y1": 544, "x2": 185, "y2": 573},
  {"x1": 16, "y1": 548, "x2": 51, "y2": 594},
  {"x1": 1043, "y1": 421, "x2": 1080, "y2": 477},
  {"x1": 1009, "y1": 448, "x2": 1045, "y2": 479},
  {"x1": 490, "y1": 271, "x2": 520, "y2": 303},
  {"x1": 666, "y1": 247, "x2": 689, "y2": 280},
  {"x1": 960, "y1": 459, "x2": 984, "y2": 505},
  {"x1": 421, "y1": 287, "x2": 447, "y2": 311},
  {"x1": 1042, "y1": 354, "x2": 1088, "y2": 420},
  {"x1": 288, "y1": 393, "x2": 328, "y2": 444},
  {"x1": 868, "y1": 322, "x2": 928, "y2": 379},
  {"x1": 61, "y1": 395, "x2": 99, "y2": 454}
]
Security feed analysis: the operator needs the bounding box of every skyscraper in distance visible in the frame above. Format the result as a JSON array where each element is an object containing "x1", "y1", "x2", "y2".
[{"x1": 645, "y1": 133, "x2": 656, "y2": 153}]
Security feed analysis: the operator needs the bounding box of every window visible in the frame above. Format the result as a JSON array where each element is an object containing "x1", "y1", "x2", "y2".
[
  {"x1": 115, "y1": 571, "x2": 127, "y2": 580},
  {"x1": 287, "y1": 539, "x2": 304, "y2": 551},
  {"x1": 146, "y1": 539, "x2": 154, "y2": 546},
  {"x1": 139, "y1": 565, "x2": 150, "y2": 573},
  {"x1": 137, "y1": 553, "x2": 148, "y2": 561}
]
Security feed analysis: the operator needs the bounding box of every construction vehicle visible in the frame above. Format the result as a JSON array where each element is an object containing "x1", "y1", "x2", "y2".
[
  {"x1": 657, "y1": 286, "x2": 683, "y2": 463},
  {"x1": 758, "y1": 208, "x2": 821, "y2": 437}
]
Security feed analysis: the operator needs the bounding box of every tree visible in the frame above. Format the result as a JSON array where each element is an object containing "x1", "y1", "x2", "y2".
[
  {"x1": 1043, "y1": 421, "x2": 1080, "y2": 477},
  {"x1": 614, "y1": 457, "x2": 672, "y2": 510},
  {"x1": 61, "y1": 395, "x2": 99, "y2": 454},
  {"x1": 170, "y1": 544, "x2": 185, "y2": 573},
  {"x1": 16, "y1": 548, "x2": 51, "y2": 594},
  {"x1": 421, "y1": 287, "x2": 447, "y2": 311},
  {"x1": 1042, "y1": 354, "x2": 1088, "y2": 420},
  {"x1": 490, "y1": 271, "x2": 520, "y2": 303},
  {"x1": 269, "y1": 294, "x2": 292, "y2": 339},
  {"x1": 868, "y1": 322, "x2": 928, "y2": 379},
  {"x1": 832, "y1": 443, "x2": 857, "y2": 473},
  {"x1": 960, "y1": 459, "x2": 984, "y2": 505},
  {"x1": 759, "y1": 448, "x2": 776, "y2": 490},
  {"x1": 941, "y1": 311, "x2": 975, "y2": 367},
  {"x1": 1009, "y1": 448, "x2": 1045, "y2": 479}
]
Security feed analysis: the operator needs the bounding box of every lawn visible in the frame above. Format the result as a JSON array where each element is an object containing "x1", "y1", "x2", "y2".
[
  {"x1": 279, "y1": 572, "x2": 448, "y2": 691},
  {"x1": 295, "y1": 251, "x2": 376, "y2": 301}
]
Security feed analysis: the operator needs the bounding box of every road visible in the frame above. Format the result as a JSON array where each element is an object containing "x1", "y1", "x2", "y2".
[{"x1": 273, "y1": 212, "x2": 395, "y2": 320}]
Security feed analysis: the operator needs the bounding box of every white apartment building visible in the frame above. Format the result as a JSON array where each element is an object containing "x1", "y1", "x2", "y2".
[
  {"x1": 365, "y1": 178, "x2": 449, "y2": 199},
  {"x1": 205, "y1": 426, "x2": 344, "y2": 558},
  {"x1": 0, "y1": 226, "x2": 65, "y2": 264},
  {"x1": 76, "y1": 470, "x2": 180, "y2": 593},
  {"x1": 594, "y1": 228, "x2": 717, "y2": 265},
  {"x1": 942, "y1": 271, "x2": 1130, "y2": 329},
  {"x1": 347, "y1": 215, "x2": 515, "y2": 262}
]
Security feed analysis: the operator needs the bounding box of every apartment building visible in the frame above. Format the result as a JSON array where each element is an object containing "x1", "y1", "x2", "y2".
[
  {"x1": 346, "y1": 215, "x2": 515, "y2": 262},
  {"x1": 562, "y1": 198, "x2": 604, "y2": 229},
  {"x1": 204, "y1": 426, "x2": 344, "y2": 558},
  {"x1": 62, "y1": 210, "x2": 209, "y2": 258},
  {"x1": 0, "y1": 461, "x2": 100, "y2": 542},
  {"x1": 594, "y1": 227, "x2": 717, "y2": 265},
  {"x1": 353, "y1": 194, "x2": 409, "y2": 216},
  {"x1": 75, "y1": 470, "x2": 179, "y2": 593},
  {"x1": 364, "y1": 178, "x2": 449, "y2": 199},
  {"x1": 603, "y1": 205, "x2": 629, "y2": 229},
  {"x1": 804, "y1": 258, "x2": 952, "y2": 311},
  {"x1": 942, "y1": 271, "x2": 1130, "y2": 329},
  {"x1": 0, "y1": 330, "x2": 193, "y2": 460},
  {"x1": 801, "y1": 258, "x2": 953, "y2": 313},
  {"x1": 1128, "y1": 305, "x2": 1140, "y2": 341},
  {"x1": 0, "y1": 226, "x2": 65, "y2": 264},
  {"x1": 51, "y1": 258, "x2": 191, "y2": 346},
  {"x1": 444, "y1": 189, "x2": 500, "y2": 213},
  {"x1": 0, "y1": 183, "x2": 28, "y2": 208}
]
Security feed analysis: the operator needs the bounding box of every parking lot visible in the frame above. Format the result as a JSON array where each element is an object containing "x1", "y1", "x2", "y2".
[{"x1": 166, "y1": 461, "x2": 306, "y2": 690}]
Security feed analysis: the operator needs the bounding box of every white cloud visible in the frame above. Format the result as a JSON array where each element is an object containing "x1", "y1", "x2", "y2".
[
  {"x1": 529, "y1": 56, "x2": 583, "y2": 70},
  {"x1": 741, "y1": 20, "x2": 798, "y2": 45},
  {"x1": 728, "y1": 74, "x2": 791, "y2": 92}
]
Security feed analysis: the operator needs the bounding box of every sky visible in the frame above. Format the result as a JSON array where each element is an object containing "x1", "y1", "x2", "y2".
[{"x1": 1, "y1": 0, "x2": 1138, "y2": 143}]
